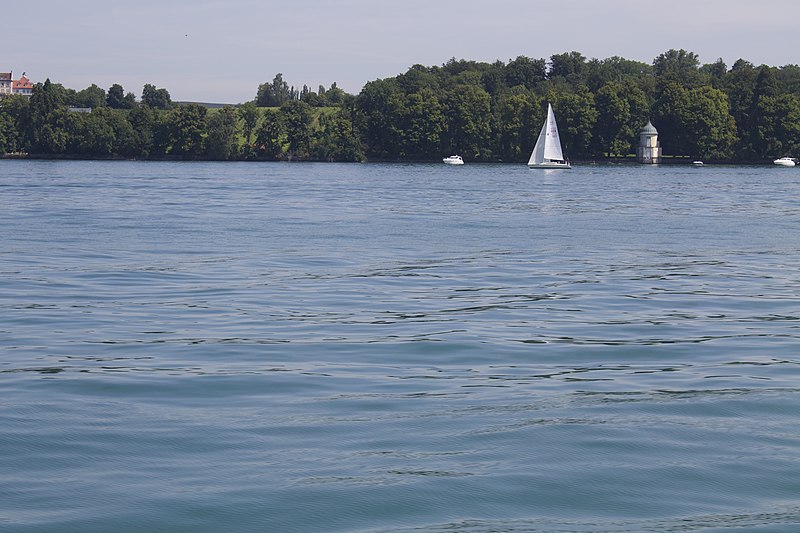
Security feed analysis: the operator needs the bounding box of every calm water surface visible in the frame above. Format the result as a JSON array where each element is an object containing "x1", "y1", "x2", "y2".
[{"x1": 1, "y1": 160, "x2": 799, "y2": 532}]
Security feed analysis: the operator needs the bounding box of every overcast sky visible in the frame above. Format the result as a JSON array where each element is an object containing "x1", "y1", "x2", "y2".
[{"x1": 7, "y1": 0, "x2": 800, "y2": 103}]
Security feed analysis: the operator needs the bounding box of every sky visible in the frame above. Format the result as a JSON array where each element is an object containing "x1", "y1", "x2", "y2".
[{"x1": 7, "y1": 0, "x2": 800, "y2": 104}]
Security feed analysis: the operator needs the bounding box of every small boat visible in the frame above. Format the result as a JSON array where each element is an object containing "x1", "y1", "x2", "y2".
[
  {"x1": 693, "y1": 161, "x2": 704, "y2": 166},
  {"x1": 528, "y1": 103, "x2": 571, "y2": 169},
  {"x1": 443, "y1": 155, "x2": 464, "y2": 165},
  {"x1": 773, "y1": 157, "x2": 796, "y2": 167}
]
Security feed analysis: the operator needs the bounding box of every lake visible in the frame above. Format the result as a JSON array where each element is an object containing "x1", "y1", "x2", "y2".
[{"x1": 1, "y1": 160, "x2": 799, "y2": 532}]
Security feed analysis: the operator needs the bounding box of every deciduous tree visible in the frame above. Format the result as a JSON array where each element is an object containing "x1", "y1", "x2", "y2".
[
  {"x1": 256, "y1": 73, "x2": 293, "y2": 107},
  {"x1": 551, "y1": 86, "x2": 597, "y2": 159},
  {"x1": 442, "y1": 84, "x2": 492, "y2": 158},
  {"x1": 74, "y1": 84, "x2": 106, "y2": 108},
  {"x1": 142, "y1": 84, "x2": 172, "y2": 109},
  {"x1": 237, "y1": 101, "x2": 259, "y2": 145},
  {"x1": 685, "y1": 86, "x2": 737, "y2": 160},
  {"x1": 312, "y1": 109, "x2": 364, "y2": 161},
  {"x1": 206, "y1": 106, "x2": 239, "y2": 160},
  {"x1": 169, "y1": 104, "x2": 207, "y2": 157},
  {"x1": 106, "y1": 83, "x2": 135, "y2": 109},
  {"x1": 255, "y1": 109, "x2": 284, "y2": 159},
  {"x1": 280, "y1": 100, "x2": 313, "y2": 158}
]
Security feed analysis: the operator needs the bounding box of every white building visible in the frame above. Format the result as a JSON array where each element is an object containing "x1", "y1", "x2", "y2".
[
  {"x1": 13, "y1": 73, "x2": 33, "y2": 96},
  {"x1": 0, "y1": 71, "x2": 34, "y2": 98},
  {"x1": 636, "y1": 120, "x2": 662, "y2": 164},
  {"x1": 0, "y1": 72, "x2": 12, "y2": 96}
]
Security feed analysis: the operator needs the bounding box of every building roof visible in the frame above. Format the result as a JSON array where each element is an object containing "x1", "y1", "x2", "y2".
[
  {"x1": 640, "y1": 120, "x2": 658, "y2": 135},
  {"x1": 13, "y1": 76, "x2": 33, "y2": 90},
  {"x1": 0, "y1": 72, "x2": 12, "y2": 81}
]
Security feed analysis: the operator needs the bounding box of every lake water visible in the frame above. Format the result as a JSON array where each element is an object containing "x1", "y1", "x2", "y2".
[{"x1": 1, "y1": 160, "x2": 799, "y2": 532}]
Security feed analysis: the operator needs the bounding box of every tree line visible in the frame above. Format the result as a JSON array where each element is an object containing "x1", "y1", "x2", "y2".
[{"x1": 2, "y1": 49, "x2": 800, "y2": 162}]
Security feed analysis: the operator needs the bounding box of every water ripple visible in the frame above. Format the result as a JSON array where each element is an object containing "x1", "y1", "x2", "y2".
[{"x1": 2, "y1": 162, "x2": 800, "y2": 532}]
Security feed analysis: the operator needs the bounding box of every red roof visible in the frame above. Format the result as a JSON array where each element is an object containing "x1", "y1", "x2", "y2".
[{"x1": 13, "y1": 76, "x2": 32, "y2": 89}]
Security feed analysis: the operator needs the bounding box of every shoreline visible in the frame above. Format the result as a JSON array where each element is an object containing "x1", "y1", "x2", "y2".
[{"x1": 1, "y1": 153, "x2": 778, "y2": 166}]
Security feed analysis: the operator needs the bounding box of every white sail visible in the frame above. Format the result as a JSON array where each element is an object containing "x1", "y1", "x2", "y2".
[
  {"x1": 528, "y1": 103, "x2": 569, "y2": 168},
  {"x1": 528, "y1": 117, "x2": 549, "y2": 166}
]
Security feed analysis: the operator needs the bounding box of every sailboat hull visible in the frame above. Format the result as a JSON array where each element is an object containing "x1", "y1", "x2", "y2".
[{"x1": 528, "y1": 161, "x2": 571, "y2": 169}]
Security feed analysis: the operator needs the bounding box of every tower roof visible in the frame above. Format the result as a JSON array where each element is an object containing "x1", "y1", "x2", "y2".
[{"x1": 640, "y1": 120, "x2": 658, "y2": 135}]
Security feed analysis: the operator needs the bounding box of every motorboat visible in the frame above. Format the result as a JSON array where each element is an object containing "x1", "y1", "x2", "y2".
[
  {"x1": 773, "y1": 157, "x2": 796, "y2": 167},
  {"x1": 692, "y1": 161, "x2": 704, "y2": 167},
  {"x1": 443, "y1": 155, "x2": 464, "y2": 165}
]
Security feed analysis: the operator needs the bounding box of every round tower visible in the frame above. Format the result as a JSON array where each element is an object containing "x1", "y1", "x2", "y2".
[{"x1": 637, "y1": 121, "x2": 661, "y2": 164}]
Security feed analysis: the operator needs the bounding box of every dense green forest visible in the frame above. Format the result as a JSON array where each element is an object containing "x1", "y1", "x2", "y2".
[{"x1": 3, "y1": 49, "x2": 800, "y2": 162}]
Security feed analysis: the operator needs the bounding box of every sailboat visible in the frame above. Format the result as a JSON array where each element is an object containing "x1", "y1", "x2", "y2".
[{"x1": 528, "y1": 103, "x2": 571, "y2": 169}]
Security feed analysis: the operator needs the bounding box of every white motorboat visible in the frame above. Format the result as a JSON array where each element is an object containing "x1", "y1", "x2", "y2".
[
  {"x1": 773, "y1": 157, "x2": 796, "y2": 167},
  {"x1": 528, "y1": 103, "x2": 571, "y2": 169},
  {"x1": 443, "y1": 155, "x2": 464, "y2": 165},
  {"x1": 692, "y1": 161, "x2": 704, "y2": 167}
]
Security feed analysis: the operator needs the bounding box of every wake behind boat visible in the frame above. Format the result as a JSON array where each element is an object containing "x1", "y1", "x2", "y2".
[
  {"x1": 443, "y1": 155, "x2": 464, "y2": 165},
  {"x1": 528, "y1": 103, "x2": 571, "y2": 169}
]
